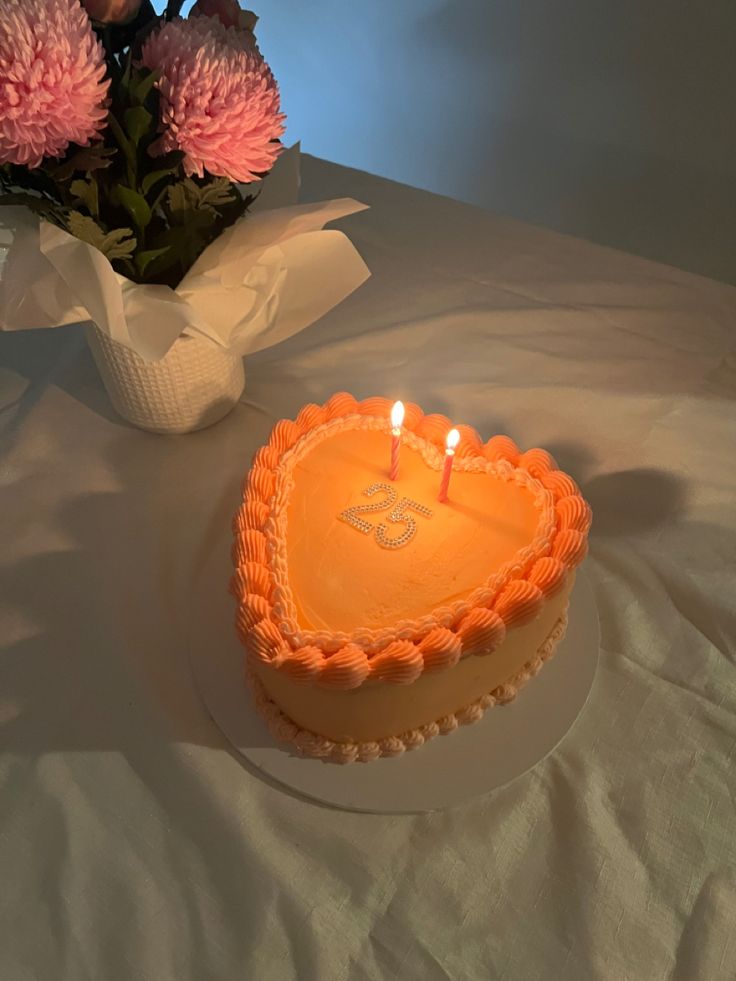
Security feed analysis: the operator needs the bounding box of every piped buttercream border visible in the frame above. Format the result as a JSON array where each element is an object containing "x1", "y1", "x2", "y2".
[{"x1": 246, "y1": 612, "x2": 569, "y2": 764}]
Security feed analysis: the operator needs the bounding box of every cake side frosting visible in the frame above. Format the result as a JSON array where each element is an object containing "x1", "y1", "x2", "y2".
[
  {"x1": 247, "y1": 610, "x2": 570, "y2": 764},
  {"x1": 231, "y1": 393, "x2": 591, "y2": 690},
  {"x1": 252, "y1": 573, "x2": 574, "y2": 744}
]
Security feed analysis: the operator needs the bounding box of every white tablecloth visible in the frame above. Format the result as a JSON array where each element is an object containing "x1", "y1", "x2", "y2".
[{"x1": 1, "y1": 155, "x2": 735, "y2": 981}]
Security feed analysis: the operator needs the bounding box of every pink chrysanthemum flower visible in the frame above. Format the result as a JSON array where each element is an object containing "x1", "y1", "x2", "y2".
[
  {"x1": 141, "y1": 16, "x2": 285, "y2": 183},
  {"x1": 0, "y1": 0, "x2": 110, "y2": 168}
]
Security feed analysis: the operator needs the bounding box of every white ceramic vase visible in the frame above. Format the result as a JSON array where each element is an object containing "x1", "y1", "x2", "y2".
[{"x1": 85, "y1": 324, "x2": 245, "y2": 435}]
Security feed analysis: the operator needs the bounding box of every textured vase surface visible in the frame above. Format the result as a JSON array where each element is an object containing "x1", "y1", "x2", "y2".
[{"x1": 85, "y1": 324, "x2": 245, "y2": 434}]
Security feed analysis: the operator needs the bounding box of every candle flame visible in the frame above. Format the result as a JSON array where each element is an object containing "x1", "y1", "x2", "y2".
[
  {"x1": 446, "y1": 428, "x2": 460, "y2": 451},
  {"x1": 390, "y1": 400, "x2": 405, "y2": 429}
]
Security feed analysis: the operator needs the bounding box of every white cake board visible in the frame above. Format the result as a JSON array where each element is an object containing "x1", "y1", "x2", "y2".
[{"x1": 190, "y1": 545, "x2": 599, "y2": 814}]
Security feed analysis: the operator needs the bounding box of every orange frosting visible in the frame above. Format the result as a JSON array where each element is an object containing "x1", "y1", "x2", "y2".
[
  {"x1": 253, "y1": 445, "x2": 280, "y2": 470},
  {"x1": 402, "y1": 401, "x2": 424, "y2": 432},
  {"x1": 456, "y1": 608, "x2": 506, "y2": 655},
  {"x1": 243, "y1": 561, "x2": 271, "y2": 599},
  {"x1": 326, "y1": 391, "x2": 357, "y2": 418},
  {"x1": 238, "y1": 594, "x2": 270, "y2": 630},
  {"x1": 230, "y1": 394, "x2": 592, "y2": 690},
  {"x1": 279, "y1": 645, "x2": 324, "y2": 682},
  {"x1": 359, "y1": 396, "x2": 392, "y2": 417},
  {"x1": 552, "y1": 528, "x2": 588, "y2": 565},
  {"x1": 528, "y1": 556, "x2": 567, "y2": 596},
  {"x1": 243, "y1": 500, "x2": 269, "y2": 530},
  {"x1": 231, "y1": 537, "x2": 248, "y2": 569},
  {"x1": 519, "y1": 447, "x2": 556, "y2": 478},
  {"x1": 419, "y1": 627, "x2": 462, "y2": 671},
  {"x1": 247, "y1": 467, "x2": 276, "y2": 503},
  {"x1": 240, "y1": 528, "x2": 267, "y2": 565},
  {"x1": 270, "y1": 419, "x2": 300, "y2": 453},
  {"x1": 321, "y1": 644, "x2": 370, "y2": 688},
  {"x1": 296, "y1": 403, "x2": 327, "y2": 431},
  {"x1": 542, "y1": 470, "x2": 579, "y2": 499},
  {"x1": 453, "y1": 423, "x2": 483, "y2": 458},
  {"x1": 415, "y1": 413, "x2": 454, "y2": 448},
  {"x1": 284, "y1": 428, "x2": 544, "y2": 634},
  {"x1": 235, "y1": 602, "x2": 254, "y2": 641},
  {"x1": 368, "y1": 640, "x2": 424, "y2": 684},
  {"x1": 484, "y1": 434, "x2": 520, "y2": 465},
  {"x1": 248, "y1": 611, "x2": 570, "y2": 763},
  {"x1": 494, "y1": 579, "x2": 544, "y2": 627},
  {"x1": 250, "y1": 619, "x2": 286, "y2": 663},
  {"x1": 556, "y1": 495, "x2": 592, "y2": 533}
]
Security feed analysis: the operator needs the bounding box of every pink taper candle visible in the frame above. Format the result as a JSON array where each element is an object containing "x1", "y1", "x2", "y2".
[
  {"x1": 438, "y1": 428, "x2": 460, "y2": 502},
  {"x1": 389, "y1": 401, "x2": 405, "y2": 480}
]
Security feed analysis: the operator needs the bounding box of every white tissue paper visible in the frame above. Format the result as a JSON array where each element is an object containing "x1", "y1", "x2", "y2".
[{"x1": 0, "y1": 144, "x2": 370, "y2": 361}]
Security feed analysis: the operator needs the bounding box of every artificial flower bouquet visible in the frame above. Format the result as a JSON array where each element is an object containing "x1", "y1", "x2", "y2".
[{"x1": 0, "y1": 0, "x2": 369, "y2": 432}]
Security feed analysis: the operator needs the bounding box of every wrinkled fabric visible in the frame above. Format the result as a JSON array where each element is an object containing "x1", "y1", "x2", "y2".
[{"x1": 1, "y1": 154, "x2": 735, "y2": 981}]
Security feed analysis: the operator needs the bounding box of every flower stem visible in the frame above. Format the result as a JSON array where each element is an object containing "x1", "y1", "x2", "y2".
[{"x1": 106, "y1": 111, "x2": 136, "y2": 189}]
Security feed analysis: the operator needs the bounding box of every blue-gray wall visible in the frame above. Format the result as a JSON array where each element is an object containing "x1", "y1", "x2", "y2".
[{"x1": 157, "y1": 1, "x2": 736, "y2": 283}]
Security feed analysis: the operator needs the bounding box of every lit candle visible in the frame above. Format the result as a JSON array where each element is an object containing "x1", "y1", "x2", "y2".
[
  {"x1": 438, "y1": 428, "x2": 460, "y2": 502},
  {"x1": 389, "y1": 401, "x2": 405, "y2": 480}
]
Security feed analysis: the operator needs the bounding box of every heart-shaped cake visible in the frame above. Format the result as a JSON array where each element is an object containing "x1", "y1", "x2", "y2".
[{"x1": 231, "y1": 393, "x2": 591, "y2": 763}]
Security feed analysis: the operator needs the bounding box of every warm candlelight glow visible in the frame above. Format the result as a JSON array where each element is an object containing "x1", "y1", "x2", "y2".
[
  {"x1": 390, "y1": 400, "x2": 405, "y2": 432},
  {"x1": 446, "y1": 428, "x2": 460, "y2": 452},
  {"x1": 389, "y1": 401, "x2": 405, "y2": 480},
  {"x1": 438, "y1": 429, "x2": 460, "y2": 502}
]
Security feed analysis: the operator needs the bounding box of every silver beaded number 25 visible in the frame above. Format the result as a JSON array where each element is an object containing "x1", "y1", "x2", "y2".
[{"x1": 338, "y1": 483, "x2": 433, "y2": 549}]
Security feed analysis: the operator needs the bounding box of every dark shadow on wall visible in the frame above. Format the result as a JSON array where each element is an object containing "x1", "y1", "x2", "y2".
[{"x1": 409, "y1": 0, "x2": 736, "y2": 284}]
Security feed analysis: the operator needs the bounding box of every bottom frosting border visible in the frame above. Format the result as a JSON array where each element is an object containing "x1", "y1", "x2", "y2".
[{"x1": 245, "y1": 611, "x2": 569, "y2": 764}]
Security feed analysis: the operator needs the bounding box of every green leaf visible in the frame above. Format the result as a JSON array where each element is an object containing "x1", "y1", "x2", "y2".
[
  {"x1": 141, "y1": 166, "x2": 180, "y2": 196},
  {"x1": 134, "y1": 246, "x2": 171, "y2": 277},
  {"x1": 166, "y1": 180, "x2": 196, "y2": 216},
  {"x1": 69, "y1": 178, "x2": 99, "y2": 217},
  {"x1": 124, "y1": 106, "x2": 153, "y2": 148},
  {"x1": 165, "y1": 184, "x2": 215, "y2": 230},
  {"x1": 131, "y1": 69, "x2": 160, "y2": 106},
  {"x1": 148, "y1": 225, "x2": 197, "y2": 251},
  {"x1": 114, "y1": 185, "x2": 152, "y2": 229},
  {"x1": 121, "y1": 49, "x2": 133, "y2": 88},
  {"x1": 66, "y1": 212, "x2": 137, "y2": 262},
  {"x1": 52, "y1": 145, "x2": 115, "y2": 182},
  {"x1": 197, "y1": 177, "x2": 238, "y2": 209},
  {"x1": 106, "y1": 113, "x2": 136, "y2": 178},
  {"x1": 165, "y1": 177, "x2": 237, "y2": 226},
  {"x1": 208, "y1": 195, "x2": 253, "y2": 242},
  {"x1": 115, "y1": 257, "x2": 136, "y2": 279},
  {"x1": 148, "y1": 223, "x2": 206, "y2": 272},
  {"x1": 171, "y1": 206, "x2": 216, "y2": 231}
]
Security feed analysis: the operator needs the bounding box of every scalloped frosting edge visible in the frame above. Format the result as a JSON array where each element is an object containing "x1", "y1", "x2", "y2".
[
  {"x1": 232, "y1": 393, "x2": 591, "y2": 689},
  {"x1": 246, "y1": 611, "x2": 569, "y2": 764}
]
